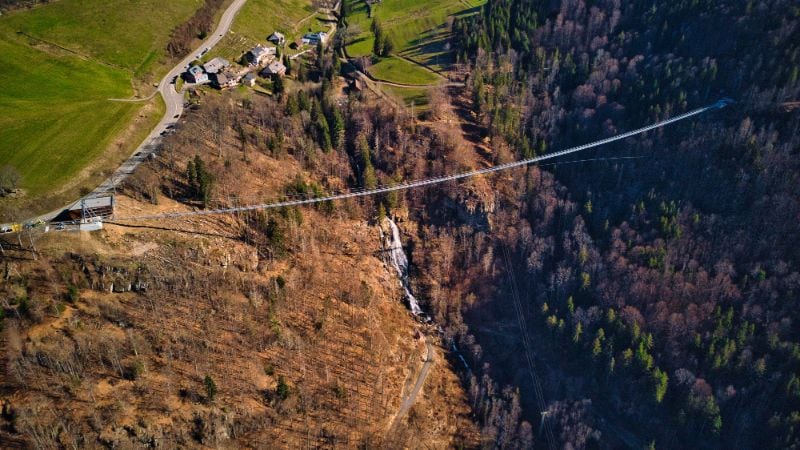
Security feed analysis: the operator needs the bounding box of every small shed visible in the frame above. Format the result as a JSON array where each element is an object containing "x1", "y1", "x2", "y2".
[
  {"x1": 242, "y1": 73, "x2": 257, "y2": 87},
  {"x1": 348, "y1": 77, "x2": 364, "y2": 92}
]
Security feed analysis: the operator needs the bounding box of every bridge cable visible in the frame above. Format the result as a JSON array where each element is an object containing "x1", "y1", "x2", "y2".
[{"x1": 112, "y1": 101, "x2": 726, "y2": 222}]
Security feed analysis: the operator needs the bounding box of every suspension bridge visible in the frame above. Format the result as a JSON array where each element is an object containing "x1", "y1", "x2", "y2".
[
  {"x1": 3, "y1": 99, "x2": 731, "y2": 231},
  {"x1": 111, "y1": 99, "x2": 731, "y2": 222}
]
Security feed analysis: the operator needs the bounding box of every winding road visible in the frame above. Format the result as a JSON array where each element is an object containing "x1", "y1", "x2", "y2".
[
  {"x1": 2, "y1": 0, "x2": 248, "y2": 227},
  {"x1": 93, "y1": 0, "x2": 248, "y2": 195}
]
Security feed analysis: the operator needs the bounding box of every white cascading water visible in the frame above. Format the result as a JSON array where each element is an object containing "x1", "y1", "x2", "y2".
[
  {"x1": 383, "y1": 218, "x2": 424, "y2": 316},
  {"x1": 381, "y1": 217, "x2": 471, "y2": 375}
]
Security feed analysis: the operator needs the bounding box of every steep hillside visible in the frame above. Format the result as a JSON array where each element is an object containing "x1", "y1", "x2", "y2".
[
  {"x1": 3, "y1": 1, "x2": 798, "y2": 447},
  {"x1": 416, "y1": 0, "x2": 800, "y2": 448},
  {"x1": 0, "y1": 85, "x2": 479, "y2": 447}
]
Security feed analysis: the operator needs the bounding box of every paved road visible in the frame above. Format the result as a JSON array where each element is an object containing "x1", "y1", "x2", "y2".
[
  {"x1": 388, "y1": 338, "x2": 434, "y2": 432},
  {"x1": 93, "y1": 0, "x2": 248, "y2": 195},
  {"x1": 2, "y1": 0, "x2": 248, "y2": 227}
]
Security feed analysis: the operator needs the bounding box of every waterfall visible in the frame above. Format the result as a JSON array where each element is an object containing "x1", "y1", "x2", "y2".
[
  {"x1": 381, "y1": 217, "x2": 471, "y2": 374},
  {"x1": 383, "y1": 217, "x2": 424, "y2": 317}
]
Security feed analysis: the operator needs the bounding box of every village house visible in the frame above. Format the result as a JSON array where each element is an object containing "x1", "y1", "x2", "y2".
[
  {"x1": 212, "y1": 70, "x2": 241, "y2": 89},
  {"x1": 267, "y1": 31, "x2": 286, "y2": 46},
  {"x1": 186, "y1": 65, "x2": 208, "y2": 84},
  {"x1": 241, "y1": 73, "x2": 257, "y2": 87},
  {"x1": 302, "y1": 31, "x2": 328, "y2": 46},
  {"x1": 260, "y1": 60, "x2": 286, "y2": 78},
  {"x1": 245, "y1": 45, "x2": 276, "y2": 65},
  {"x1": 203, "y1": 57, "x2": 231, "y2": 74}
]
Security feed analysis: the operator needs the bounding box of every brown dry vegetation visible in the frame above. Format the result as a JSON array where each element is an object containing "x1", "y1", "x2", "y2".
[{"x1": 0, "y1": 78, "x2": 480, "y2": 447}]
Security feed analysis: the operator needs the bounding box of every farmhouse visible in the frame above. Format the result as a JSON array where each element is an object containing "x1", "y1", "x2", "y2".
[
  {"x1": 302, "y1": 31, "x2": 328, "y2": 46},
  {"x1": 245, "y1": 45, "x2": 276, "y2": 65},
  {"x1": 203, "y1": 57, "x2": 231, "y2": 74},
  {"x1": 260, "y1": 60, "x2": 286, "y2": 78},
  {"x1": 186, "y1": 65, "x2": 208, "y2": 84},
  {"x1": 241, "y1": 73, "x2": 257, "y2": 87},
  {"x1": 268, "y1": 31, "x2": 286, "y2": 46}
]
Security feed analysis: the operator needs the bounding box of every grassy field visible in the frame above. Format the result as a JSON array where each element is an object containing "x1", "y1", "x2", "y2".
[
  {"x1": 368, "y1": 56, "x2": 440, "y2": 85},
  {"x1": 0, "y1": 0, "x2": 205, "y2": 218},
  {"x1": 0, "y1": 30, "x2": 142, "y2": 200},
  {"x1": 1, "y1": 0, "x2": 202, "y2": 81},
  {"x1": 343, "y1": 0, "x2": 485, "y2": 84},
  {"x1": 381, "y1": 84, "x2": 430, "y2": 114}
]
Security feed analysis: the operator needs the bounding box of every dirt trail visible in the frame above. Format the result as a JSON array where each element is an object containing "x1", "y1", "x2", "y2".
[{"x1": 387, "y1": 337, "x2": 434, "y2": 433}]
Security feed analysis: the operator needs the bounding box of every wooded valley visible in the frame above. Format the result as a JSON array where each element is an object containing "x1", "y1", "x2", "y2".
[{"x1": 1, "y1": 0, "x2": 799, "y2": 448}]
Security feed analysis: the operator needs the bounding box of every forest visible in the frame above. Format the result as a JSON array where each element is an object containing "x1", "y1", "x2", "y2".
[
  {"x1": 430, "y1": 0, "x2": 800, "y2": 447},
  {"x1": 166, "y1": 0, "x2": 225, "y2": 58}
]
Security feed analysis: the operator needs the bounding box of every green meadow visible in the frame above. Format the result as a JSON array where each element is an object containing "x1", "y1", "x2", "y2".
[
  {"x1": 1, "y1": 0, "x2": 201, "y2": 79},
  {"x1": 381, "y1": 85, "x2": 430, "y2": 114},
  {"x1": 368, "y1": 57, "x2": 439, "y2": 85},
  {"x1": 0, "y1": 35, "x2": 139, "y2": 198},
  {"x1": 0, "y1": 0, "x2": 203, "y2": 216},
  {"x1": 343, "y1": 0, "x2": 485, "y2": 83}
]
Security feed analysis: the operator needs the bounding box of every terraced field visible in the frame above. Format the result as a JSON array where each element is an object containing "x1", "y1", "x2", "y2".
[
  {"x1": 380, "y1": 85, "x2": 431, "y2": 113},
  {"x1": 368, "y1": 57, "x2": 440, "y2": 86}
]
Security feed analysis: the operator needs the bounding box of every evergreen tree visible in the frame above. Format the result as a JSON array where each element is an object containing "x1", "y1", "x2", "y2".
[
  {"x1": 330, "y1": 109, "x2": 345, "y2": 150},
  {"x1": 204, "y1": 375, "x2": 217, "y2": 401},
  {"x1": 285, "y1": 94, "x2": 299, "y2": 116},
  {"x1": 273, "y1": 75, "x2": 285, "y2": 96},
  {"x1": 316, "y1": 113, "x2": 332, "y2": 152},
  {"x1": 276, "y1": 375, "x2": 290, "y2": 400},
  {"x1": 193, "y1": 155, "x2": 214, "y2": 208},
  {"x1": 382, "y1": 36, "x2": 394, "y2": 56},
  {"x1": 372, "y1": 19, "x2": 385, "y2": 57},
  {"x1": 357, "y1": 135, "x2": 376, "y2": 188},
  {"x1": 316, "y1": 41, "x2": 325, "y2": 72}
]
